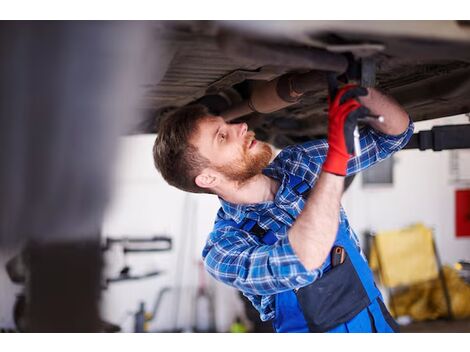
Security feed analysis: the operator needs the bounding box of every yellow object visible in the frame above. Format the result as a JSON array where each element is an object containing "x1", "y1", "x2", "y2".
[
  {"x1": 393, "y1": 266, "x2": 470, "y2": 321},
  {"x1": 229, "y1": 322, "x2": 247, "y2": 333},
  {"x1": 229, "y1": 317, "x2": 247, "y2": 333},
  {"x1": 369, "y1": 223, "x2": 438, "y2": 288}
]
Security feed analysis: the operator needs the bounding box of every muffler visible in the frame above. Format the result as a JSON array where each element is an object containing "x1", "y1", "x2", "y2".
[{"x1": 221, "y1": 70, "x2": 326, "y2": 121}]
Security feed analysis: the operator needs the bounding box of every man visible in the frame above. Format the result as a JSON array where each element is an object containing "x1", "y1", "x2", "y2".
[{"x1": 153, "y1": 84, "x2": 414, "y2": 333}]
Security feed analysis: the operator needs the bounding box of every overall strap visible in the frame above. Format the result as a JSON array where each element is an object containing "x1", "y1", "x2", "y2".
[
  {"x1": 241, "y1": 219, "x2": 277, "y2": 245},
  {"x1": 215, "y1": 217, "x2": 277, "y2": 245},
  {"x1": 218, "y1": 174, "x2": 310, "y2": 245},
  {"x1": 335, "y1": 222, "x2": 380, "y2": 303},
  {"x1": 287, "y1": 174, "x2": 311, "y2": 197}
]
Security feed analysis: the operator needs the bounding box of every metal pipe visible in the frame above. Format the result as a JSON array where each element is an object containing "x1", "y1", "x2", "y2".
[
  {"x1": 221, "y1": 100, "x2": 254, "y2": 121},
  {"x1": 221, "y1": 71, "x2": 326, "y2": 121},
  {"x1": 290, "y1": 71, "x2": 327, "y2": 94},
  {"x1": 250, "y1": 77, "x2": 295, "y2": 114}
]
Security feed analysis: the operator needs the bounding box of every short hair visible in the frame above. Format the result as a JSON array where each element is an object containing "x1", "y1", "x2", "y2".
[{"x1": 152, "y1": 104, "x2": 212, "y2": 193}]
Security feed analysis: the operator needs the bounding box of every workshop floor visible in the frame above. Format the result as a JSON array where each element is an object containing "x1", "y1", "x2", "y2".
[{"x1": 400, "y1": 319, "x2": 470, "y2": 333}]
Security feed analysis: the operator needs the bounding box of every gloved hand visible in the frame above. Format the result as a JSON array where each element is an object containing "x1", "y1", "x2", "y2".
[{"x1": 322, "y1": 84, "x2": 370, "y2": 176}]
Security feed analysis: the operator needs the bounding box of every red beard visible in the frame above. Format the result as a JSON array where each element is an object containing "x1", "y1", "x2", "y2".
[{"x1": 214, "y1": 131, "x2": 273, "y2": 184}]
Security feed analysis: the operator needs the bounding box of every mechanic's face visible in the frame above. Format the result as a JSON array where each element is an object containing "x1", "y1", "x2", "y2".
[{"x1": 192, "y1": 115, "x2": 273, "y2": 186}]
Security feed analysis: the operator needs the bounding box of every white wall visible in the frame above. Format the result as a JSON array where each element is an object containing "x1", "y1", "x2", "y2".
[{"x1": 100, "y1": 135, "x2": 243, "y2": 333}]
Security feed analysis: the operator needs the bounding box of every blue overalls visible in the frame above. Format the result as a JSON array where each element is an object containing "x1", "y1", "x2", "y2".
[{"x1": 221, "y1": 174, "x2": 400, "y2": 333}]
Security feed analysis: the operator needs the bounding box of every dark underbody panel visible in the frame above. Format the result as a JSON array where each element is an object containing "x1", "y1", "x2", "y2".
[{"x1": 140, "y1": 21, "x2": 470, "y2": 148}]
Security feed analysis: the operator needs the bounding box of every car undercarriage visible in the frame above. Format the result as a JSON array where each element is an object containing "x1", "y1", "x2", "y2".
[{"x1": 140, "y1": 21, "x2": 470, "y2": 148}]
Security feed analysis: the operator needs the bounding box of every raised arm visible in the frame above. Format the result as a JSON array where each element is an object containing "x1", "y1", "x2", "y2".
[
  {"x1": 359, "y1": 88, "x2": 410, "y2": 136},
  {"x1": 287, "y1": 85, "x2": 365, "y2": 270},
  {"x1": 288, "y1": 171, "x2": 344, "y2": 270},
  {"x1": 345, "y1": 88, "x2": 414, "y2": 175},
  {"x1": 293, "y1": 88, "x2": 414, "y2": 176}
]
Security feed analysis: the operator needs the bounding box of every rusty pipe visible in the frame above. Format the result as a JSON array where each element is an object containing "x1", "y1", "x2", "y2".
[
  {"x1": 221, "y1": 100, "x2": 254, "y2": 121},
  {"x1": 221, "y1": 71, "x2": 326, "y2": 121}
]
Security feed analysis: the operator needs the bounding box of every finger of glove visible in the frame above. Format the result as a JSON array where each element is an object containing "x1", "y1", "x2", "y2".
[
  {"x1": 343, "y1": 106, "x2": 370, "y2": 154},
  {"x1": 345, "y1": 106, "x2": 370, "y2": 126},
  {"x1": 339, "y1": 87, "x2": 369, "y2": 105},
  {"x1": 332, "y1": 102, "x2": 361, "y2": 155},
  {"x1": 330, "y1": 84, "x2": 357, "y2": 109},
  {"x1": 333, "y1": 99, "x2": 362, "y2": 121}
]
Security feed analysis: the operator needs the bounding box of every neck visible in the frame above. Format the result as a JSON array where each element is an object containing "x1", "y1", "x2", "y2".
[{"x1": 217, "y1": 173, "x2": 279, "y2": 205}]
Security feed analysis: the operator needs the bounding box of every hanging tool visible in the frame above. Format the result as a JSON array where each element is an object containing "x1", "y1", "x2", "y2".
[
  {"x1": 331, "y1": 246, "x2": 346, "y2": 267},
  {"x1": 104, "y1": 235, "x2": 172, "y2": 252}
]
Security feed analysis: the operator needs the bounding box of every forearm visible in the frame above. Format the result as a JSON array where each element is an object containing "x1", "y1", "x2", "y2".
[
  {"x1": 288, "y1": 171, "x2": 344, "y2": 271},
  {"x1": 359, "y1": 88, "x2": 410, "y2": 136}
]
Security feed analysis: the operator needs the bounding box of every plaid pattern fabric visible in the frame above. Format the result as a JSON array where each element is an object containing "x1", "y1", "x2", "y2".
[{"x1": 202, "y1": 119, "x2": 414, "y2": 321}]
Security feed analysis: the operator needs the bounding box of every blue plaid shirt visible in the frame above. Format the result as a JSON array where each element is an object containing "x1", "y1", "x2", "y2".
[{"x1": 202, "y1": 119, "x2": 414, "y2": 321}]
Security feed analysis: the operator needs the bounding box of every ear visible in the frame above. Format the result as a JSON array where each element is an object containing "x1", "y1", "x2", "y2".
[{"x1": 195, "y1": 169, "x2": 220, "y2": 190}]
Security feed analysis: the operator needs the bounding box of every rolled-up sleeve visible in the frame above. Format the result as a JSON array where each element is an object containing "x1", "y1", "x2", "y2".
[
  {"x1": 346, "y1": 117, "x2": 414, "y2": 176},
  {"x1": 288, "y1": 117, "x2": 414, "y2": 178},
  {"x1": 202, "y1": 228, "x2": 319, "y2": 296}
]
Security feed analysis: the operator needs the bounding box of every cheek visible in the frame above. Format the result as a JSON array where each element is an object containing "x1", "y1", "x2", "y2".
[{"x1": 210, "y1": 144, "x2": 243, "y2": 166}]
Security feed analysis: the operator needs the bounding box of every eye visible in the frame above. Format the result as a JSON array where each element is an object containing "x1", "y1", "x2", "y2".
[{"x1": 219, "y1": 132, "x2": 226, "y2": 142}]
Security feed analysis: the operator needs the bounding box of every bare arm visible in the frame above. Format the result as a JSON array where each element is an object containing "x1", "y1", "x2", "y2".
[
  {"x1": 288, "y1": 171, "x2": 344, "y2": 271},
  {"x1": 359, "y1": 88, "x2": 410, "y2": 136}
]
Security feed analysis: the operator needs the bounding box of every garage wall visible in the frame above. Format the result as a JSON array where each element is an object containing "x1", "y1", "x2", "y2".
[
  {"x1": 342, "y1": 114, "x2": 470, "y2": 265},
  {"x1": 100, "y1": 136, "x2": 242, "y2": 333}
]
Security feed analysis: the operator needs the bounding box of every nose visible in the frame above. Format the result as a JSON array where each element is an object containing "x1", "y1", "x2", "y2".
[{"x1": 236, "y1": 122, "x2": 248, "y2": 138}]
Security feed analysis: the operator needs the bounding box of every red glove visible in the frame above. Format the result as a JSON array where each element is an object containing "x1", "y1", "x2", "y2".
[{"x1": 322, "y1": 84, "x2": 369, "y2": 176}]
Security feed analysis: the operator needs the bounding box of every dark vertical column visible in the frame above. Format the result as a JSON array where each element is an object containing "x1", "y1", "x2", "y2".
[
  {"x1": 0, "y1": 21, "x2": 151, "y2": 332},
  {"x1": 27, "y1": 241, "x2": 103, "y2": 332}
]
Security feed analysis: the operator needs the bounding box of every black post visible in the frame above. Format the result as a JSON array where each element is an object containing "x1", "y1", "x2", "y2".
[{"x1": 432, "y1": 234, "x2": 454, "y2": 320}]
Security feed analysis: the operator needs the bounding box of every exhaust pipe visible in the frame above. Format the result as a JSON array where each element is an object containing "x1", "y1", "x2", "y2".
[{"x1": 221, "y1": 71, "x2": 326, "y2": 121}]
